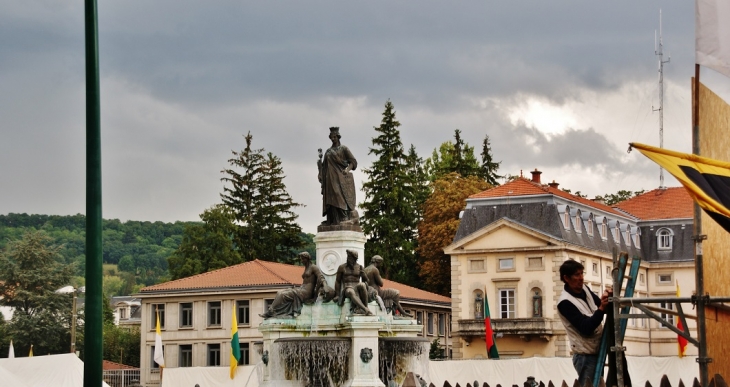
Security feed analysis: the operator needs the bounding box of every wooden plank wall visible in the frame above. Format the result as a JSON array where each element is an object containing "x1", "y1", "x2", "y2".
[{"x1": 695, "y1": 80, "x2": 730, "y2": 377}]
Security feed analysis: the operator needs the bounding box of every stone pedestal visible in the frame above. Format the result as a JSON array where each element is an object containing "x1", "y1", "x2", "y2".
[
  {"x1": 344, "y1": 316, "x2": 386, "y2": 387},
  {"x1": 314, "y1": 230, "x2": 367, "y2": 289}
]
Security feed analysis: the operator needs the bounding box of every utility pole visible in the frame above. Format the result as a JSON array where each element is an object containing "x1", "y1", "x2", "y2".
[{"x1": 653, "y1": 9, "x2": 670, "y2": 189}]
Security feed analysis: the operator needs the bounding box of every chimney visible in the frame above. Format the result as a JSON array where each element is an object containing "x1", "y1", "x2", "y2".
[
  {"x1": 530, "y1": 169, "x2": 542, "y2": 184},
  {"x1": 548, "y1": 180, "x2": 559, "y2": 189}
]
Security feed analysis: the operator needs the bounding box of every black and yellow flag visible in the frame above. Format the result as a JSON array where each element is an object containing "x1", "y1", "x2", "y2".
[{"x1": 631, "y1": 142, "x2": 730, "y2": 233}]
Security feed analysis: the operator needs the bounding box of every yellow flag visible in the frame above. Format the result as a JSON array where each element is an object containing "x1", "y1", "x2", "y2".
[
  {"x1": 631, "y1": 142, "x2": 730, "y2": 233},
  {"x1": 230, "y1": 304, "x2": 240, "y2": 379},
  {"x1": 28, "y1": 344, "x2": 33, "y2": 357}
]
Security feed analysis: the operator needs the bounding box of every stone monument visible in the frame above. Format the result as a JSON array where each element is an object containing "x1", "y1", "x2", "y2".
[
  {"x1": 314, "y1": 127, "x2": 366, "y2": 289},
  {"x1": 257, "y1": 127, "x2": 428, "y2": 387}
]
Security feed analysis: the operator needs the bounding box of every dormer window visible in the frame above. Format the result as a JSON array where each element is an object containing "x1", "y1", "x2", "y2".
[
  {"x1": 594, "y1": 216, "x2": 608, "y2": 239},
  {"x1": 632, "y1": 227, "x2": 641, "y2": 249},
  {"x1": 585, "y1": 214, "x2": 594, "y2": 236},
  {"x1": 657, "y1": 228, "x2": 673, "y2": 250},
  {"x1": 612, "y1": 222, "x2": 620, "y2": 241},
  {"x1": 558, "y1": 205, "x2": 570, "y2": 230},
  {"x1": 574, "y1": 211, "x2": 582, "y2": 234}
]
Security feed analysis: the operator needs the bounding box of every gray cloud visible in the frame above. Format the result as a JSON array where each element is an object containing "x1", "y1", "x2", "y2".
[{"x1": 0, "y1": 0, "x2": 713, "y2": 233}]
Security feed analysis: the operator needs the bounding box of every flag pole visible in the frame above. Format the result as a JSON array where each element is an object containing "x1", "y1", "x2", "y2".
[
  {"x1": 84, "y1": 0, "x2": 103, "y2": 386},
  {"x1": 692, "y1": 62, "x2": 709, "y2": 387}
]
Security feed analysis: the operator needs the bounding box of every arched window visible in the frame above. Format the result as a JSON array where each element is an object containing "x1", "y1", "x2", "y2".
[
  {"x1": 657, "y1": 228, "x2": 673, "y2": 250},
  {"x1": 585, "y1": 214, "x2": 594, "y2": 236}
]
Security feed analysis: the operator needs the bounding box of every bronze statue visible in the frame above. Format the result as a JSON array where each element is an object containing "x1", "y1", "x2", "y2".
[
  {"x1": 333, "y1": 249, "x2": 372, "y2": 315},
  {"x1": 364, "y1": 255, "x2": 413, "y2": 318},
  {"x1": 260, "y1": 252, "x2": 332, "y2": 319},
  {"x1": 317, "y1": 127, "x2": 359, "y2": 227}
]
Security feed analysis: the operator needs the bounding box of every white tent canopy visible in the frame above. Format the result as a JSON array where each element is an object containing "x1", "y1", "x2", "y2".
[
  {"x1": 161, "y1": 356, "x2": 698, "y2": 387},
  {"x1": 0, "y1": 353, "x2": 110, "y2": 387}
]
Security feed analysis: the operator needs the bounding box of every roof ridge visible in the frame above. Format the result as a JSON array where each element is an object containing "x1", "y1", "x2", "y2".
[{"x1": 255, "y1": 259, "x2": 295, "y2": 284}]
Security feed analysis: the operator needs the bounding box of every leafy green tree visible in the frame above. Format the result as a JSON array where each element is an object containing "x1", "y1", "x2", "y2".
[
  {"x1": 417, "y1": 173, "x2": 490, "y2": 296},
  {"x1": 0, "y1": 230, "x2": 75, "y2": 355},
  {"x1": 167, "y1": 205, "x2": 242, "y2": 280},
  {"x1": 360, "y1": 100, "x2": 420, "y2": 285},
  {"x1": 221, "y1": 132, "x2": 304, "y2": 264},
  {"x1": 424, "y1": 130, "x2": 481, "y2": 181},
  {"x1": 101, "y1": 295, "x2": 140, "y2": 367},
  {"x1": 479, "y1": 133, "x2": 502, "y2": 186}
]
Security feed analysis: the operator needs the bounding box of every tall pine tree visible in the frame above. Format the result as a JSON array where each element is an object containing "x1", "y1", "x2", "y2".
[
  {"x1": 479, "y1": 133, "x2": 502, "y2": 186},
  {"x1": 360, "y1": 100, "x2": 419, "y2": 286},
  {"x1": 221, "y1": 132, "x2": 303, "y2": 263},
  {"x1": 258, "y1": 152, "x2": 304, "y2": 264}
]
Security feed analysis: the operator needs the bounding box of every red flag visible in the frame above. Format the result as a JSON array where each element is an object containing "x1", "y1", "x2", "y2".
[
  {"x1": 676, "y1": 280, "x2": 688, "y2": 357},
  {"x1": 484, "y1": 287, "x2": 499, "y2": 359}
]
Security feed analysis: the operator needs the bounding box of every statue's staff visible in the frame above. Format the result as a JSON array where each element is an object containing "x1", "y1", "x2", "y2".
[{"x1": 317, "y1": 148, "x2": 324, "y2": 194}]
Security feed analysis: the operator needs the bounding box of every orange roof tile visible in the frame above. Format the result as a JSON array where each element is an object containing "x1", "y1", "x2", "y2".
[
  {"x1": 469, "y1": 177, "x2": 626, "y2": 216},
  {"x1": 103, "y1": 360, "x2": 136, "y2": 370},
  {"x1": 382, "y1": 279, "x2": 450, "y2": 304},
  {"x1": 614, "y1": 187, "x2": 693, "y2": 220},
  {"x1": 141, "y1": 260, "x2": 302, "y2": 292},
  {"x1": 140, "y1": 260, "x2": 449, "y2": 304}
]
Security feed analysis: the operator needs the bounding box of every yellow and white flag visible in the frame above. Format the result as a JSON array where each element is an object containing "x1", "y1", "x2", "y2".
[
  {"x1": 154, "y1": 311, "x2": 165, "y2": 368},
  {"x1": 28, "y1": 345, "x2": 33, "y2": 357}
]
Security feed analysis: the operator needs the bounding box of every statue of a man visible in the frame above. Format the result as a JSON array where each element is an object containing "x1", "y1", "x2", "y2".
[
  {"x1": 364, "y1": 255, "x2": 413, "y2": 318},
  {"x1": 318, "y1": 127, "x2": 358, "y2": 227},
  {"x1": 333, "y1": 249, "x2": 372, "y2": 315},
  {"x1": 260, "y1": 252, "x2": 332, "y2": 319}
]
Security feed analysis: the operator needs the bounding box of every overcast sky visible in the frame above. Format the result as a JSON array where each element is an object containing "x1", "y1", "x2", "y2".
[{"x1": 2, "y1": 1, "x2": 730, "y2": 234}]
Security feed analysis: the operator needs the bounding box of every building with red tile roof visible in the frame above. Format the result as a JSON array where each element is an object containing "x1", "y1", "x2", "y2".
[{"x1": 446, "y1": 168, "x2": 696, "y2": 361}]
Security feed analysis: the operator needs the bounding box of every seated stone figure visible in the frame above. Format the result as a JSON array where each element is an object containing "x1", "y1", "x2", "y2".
[
  {"x1": 333, "y1": 249, "x2": 372, "y2": 315},
  {"x1": 260, "y1": 252, "x2": 332, "y2": 319},
  {"x1": 364, "y1": 255, "x2": 413, "y2": 318}
]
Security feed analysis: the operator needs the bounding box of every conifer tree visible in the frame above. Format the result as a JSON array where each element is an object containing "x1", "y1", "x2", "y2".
[
  {"x1": 405, "y1": 144, "x2": 430, "y2": 222},
  {"x1": 221, "y1": 132, "x2": 303, "y2": 263},
  {"x1": 424, "y1": 130, "x2": 481, "y2": 181},
  {"x1": 257, "y1": 152, "x2": 304, "y2": 264},
  {"x1": 360, "y1": 100, "x2": 419, "y2": 286},
  {"x1": 479, "y1": 133, "x2": 502, "y2": 186}
]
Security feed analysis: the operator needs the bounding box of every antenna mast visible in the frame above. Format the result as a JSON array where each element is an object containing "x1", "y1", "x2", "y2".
[{"x1": 653, "y1": 9, "x2": 670, "y2": 189}]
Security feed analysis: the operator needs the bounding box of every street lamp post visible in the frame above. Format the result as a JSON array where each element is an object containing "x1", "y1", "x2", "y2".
[{"x1": 56, "y1": 286, "x2": 85, "y2": 354}]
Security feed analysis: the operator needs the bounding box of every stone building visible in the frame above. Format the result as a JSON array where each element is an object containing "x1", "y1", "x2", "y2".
[
  {"x1": 136, "y1": 259, "x2": 450, "y2": 386},
  {"x1": 445, "y1": 170, "x2": 696, "y2": 359}
]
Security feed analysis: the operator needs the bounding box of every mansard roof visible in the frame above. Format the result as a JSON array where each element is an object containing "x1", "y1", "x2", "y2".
[
  {"x1": 139, "y1": 259, "x2": 449, "y2": 304},
  {"x1": 468, "y1": 177, "x2": 625, "y2": 217},
  {"x1": 614, "y1": 187, "x2": 693, "y2": 221}
]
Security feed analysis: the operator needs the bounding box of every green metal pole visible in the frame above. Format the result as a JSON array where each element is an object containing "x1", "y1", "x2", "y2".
[{"x1": 84, "y1": 1, "x2": 103, "y2": 386}]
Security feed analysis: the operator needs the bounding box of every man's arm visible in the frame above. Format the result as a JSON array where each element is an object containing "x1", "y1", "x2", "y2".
[
  {"x1": 558, "y1": 300, "x2": 605, "y2": 336},
  {"x1": 359, "y1": 266, "x2": 370, "y2": 286}
]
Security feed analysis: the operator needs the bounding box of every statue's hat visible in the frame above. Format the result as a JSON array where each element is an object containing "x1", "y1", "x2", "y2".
[{"x1": 329, "y1": 126, "x2": 340, "y2": 133}]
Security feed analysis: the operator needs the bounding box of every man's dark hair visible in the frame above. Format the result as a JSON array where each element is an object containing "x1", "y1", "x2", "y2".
[{"x1": 559, "y1": 259, "x2": 584, "y2": 283}]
